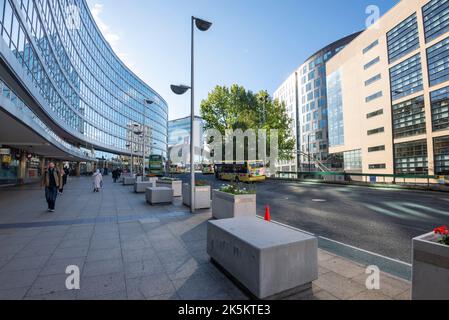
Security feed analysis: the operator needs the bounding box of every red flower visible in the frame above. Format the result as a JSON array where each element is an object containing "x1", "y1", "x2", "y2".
[{"x1": 434, "y1": 225, "x2": 449, "y2": 235}]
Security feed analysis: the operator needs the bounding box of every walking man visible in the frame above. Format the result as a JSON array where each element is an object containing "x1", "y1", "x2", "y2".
[{"x1": 42, "y1": 162, "x2": 62, "y2": 212}]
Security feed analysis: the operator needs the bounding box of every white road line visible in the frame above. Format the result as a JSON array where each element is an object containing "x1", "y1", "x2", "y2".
[{"x1": 257, "y1": 216, "x2": 412, "y2": 267}]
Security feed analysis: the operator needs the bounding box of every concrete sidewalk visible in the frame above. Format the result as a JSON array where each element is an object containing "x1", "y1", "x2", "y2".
[{"x1": 0, "y1": 177, "x2": 410, "y2": 300}]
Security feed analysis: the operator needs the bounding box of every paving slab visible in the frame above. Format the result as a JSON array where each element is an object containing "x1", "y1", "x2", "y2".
[{"x1": 0, "y1": 177, "x2": 411, "y2": 300}]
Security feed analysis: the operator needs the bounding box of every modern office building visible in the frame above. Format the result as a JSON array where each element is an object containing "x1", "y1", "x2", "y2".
[
  {"x1": 168, "y1": 116, "x2": 204, "y2": 165},
  {"x1": 273, "y1": 32, "x2": 361, "y2": 172},
  {"x1": 327, "y1": 0, "x2": 449, "y2": 177},
  {"x1": 0, "y1": 0, "x2": 168, "y2": 184}
]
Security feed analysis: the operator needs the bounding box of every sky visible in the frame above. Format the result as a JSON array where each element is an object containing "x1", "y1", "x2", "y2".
[{"x1": 85, "y1": 0, "x2": 400, "y2": 121}]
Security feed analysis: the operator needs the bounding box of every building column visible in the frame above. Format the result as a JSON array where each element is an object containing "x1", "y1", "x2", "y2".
[
  {"x1": 75, "y1": 162, "x2": 81, "y2": 177},
  {"x1": 18, "y1": 151, "x2": 27, "y2": 184},
  {"x1": 40, "y1": 157, "x2": 46, "y2": 177}
]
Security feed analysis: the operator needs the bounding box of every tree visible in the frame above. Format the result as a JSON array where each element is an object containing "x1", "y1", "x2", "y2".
[{"x1": 200, "y1": 84, "x2": 295, "y2": 162}]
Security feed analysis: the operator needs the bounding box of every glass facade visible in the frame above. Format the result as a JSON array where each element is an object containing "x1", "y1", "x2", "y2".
[
  {"x1": 434, "y1": 135, "x2": 449, "y2": 175},
  {"x1": 0, "y1": 0, "x2": 168, "y2": 160},
  {"x1": 389, "y1": 54, "x2": 423, "y2": 101},
  {"x1": 431, "y1": 85, "x2": 449, "y2": 131},
  {"x1": 167, "y1": 116, "x2": 204, "y2": 164},
  {"x1": 387, "y1": 13, "x2": 419, "y2": 64},
  {"x1": 343, "y1": 149, "x2": 362, "y2": 171},
  {"x1": 327, "y1": 69, "x2": 344, "y2": 148},
  {"x1": 394, "y1": 140, "x2": 428, "y2": 175},
  {"x1": 427, "y1": 36, "x2": 449, "y2": 87},
  {"x1": 392, "y1": 96, "x2": 426, "y2": 139},
  {"x1": 423, "y1": 0, "x2": 449, "y2": 43}
]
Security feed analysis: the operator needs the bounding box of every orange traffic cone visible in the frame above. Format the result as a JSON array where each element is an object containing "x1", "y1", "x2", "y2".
[{"x1": 264, "y1": 205, "x2": 271, "y2": 222}]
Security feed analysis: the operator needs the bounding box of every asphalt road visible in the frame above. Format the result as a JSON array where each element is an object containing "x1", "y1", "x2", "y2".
[{"x1": 176, "y1": 173, "x2": 449, "y2": 263}]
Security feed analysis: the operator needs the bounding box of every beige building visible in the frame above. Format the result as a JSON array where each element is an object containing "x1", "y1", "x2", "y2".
[{"x1": 327, "y1": 0, "x2": 449, "y2": 177}]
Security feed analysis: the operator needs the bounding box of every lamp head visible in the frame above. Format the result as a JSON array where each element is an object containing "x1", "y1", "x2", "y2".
[
  {"x1": 170, "y1": 84, "x2": 191, "y2": 95},
  {"x1": 194, "y1": 17, "x2": 213, "y2": 32}
]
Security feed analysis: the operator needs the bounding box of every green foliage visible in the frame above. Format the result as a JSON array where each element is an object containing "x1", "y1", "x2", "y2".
[
  {"x1": 219, "y1": 183, "x2": 256, "y2": 195},
  {"x1": 200, "y1": 84, "x2": 295, "y2": 161}
]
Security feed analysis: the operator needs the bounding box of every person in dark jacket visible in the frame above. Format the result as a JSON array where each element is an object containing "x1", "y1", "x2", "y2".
[
  {"x1": 59, "y1": 166, "x2": 70, "y2": 194},
  {"x1": 42, "y1": 162, "x2": 62, "y2": 212}
]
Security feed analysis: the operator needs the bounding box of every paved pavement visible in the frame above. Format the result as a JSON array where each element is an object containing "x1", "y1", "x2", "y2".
[
  {"x1": 0, "y1": 176, "x2": 410, "y2": 300},
  {"x1": 176, "y1": 174, "x2": 449, "y2": 263}
]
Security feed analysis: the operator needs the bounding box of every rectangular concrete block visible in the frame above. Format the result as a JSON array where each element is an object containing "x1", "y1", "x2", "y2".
[
  {"x1": 146, "y1": 187, "x2": 173, "y2": 205},
  {"x1": 412, "y1": 232, "x2": 449, "y2": 300},
  {"x1": 157, "y1": 180, "x2": 182, "y2": 197},
  {"x1": 123, "y1": 177, "x2": 136, "y2": 185},
  {"x1": 207, "y1": 217, "x2": 318, "y2": 299},
  {"x1": 212, "y1": 190, "x2": 256, "y2": 220},
  {"x1": 134, "y1": 181, "x2": 156, "y2": 193},
  {"x1": 182, "y1": 184, "x2": 211, "y2": 209}
]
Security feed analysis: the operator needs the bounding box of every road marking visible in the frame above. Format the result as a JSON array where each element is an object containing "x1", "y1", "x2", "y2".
[
  {"x1": 319, "y1": 236, "x2": 412, "y2": 267},
  {"x1": 256, "y1": 216, "x2": 411, "y2": 267},
  {"x1": 312, "y1": 199, "x2": 327, "y2": 202}
]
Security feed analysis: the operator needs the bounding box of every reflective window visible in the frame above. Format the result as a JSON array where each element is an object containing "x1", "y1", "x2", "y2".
[
  {"x1": 363, "y1": 40, "x2": 379, "y2": 54},
  {"x1": 434, "y1": 135, "x2": 449, "y2": 175},
  {"x1": 430, "y1": 85, "x2": 449, "y2": 131},
  {"x1": 427, "y1": 36, "x2": 449, "y2": 87},
  {"x1": 343, "y1": 149, "x2": 362, "y2": 171},
  {"x1": 327, "y1": 70, "x2": 344, "y2": 147},
  {"x1": 423, "y1": 0, "x2": 449, "y2": 43},
  {"x1": 389, "y1": 54, "x2": 423, "y2": 101},
  {"x1": 366, "y1": 91, "x2": 383, "y2": 103},
  {"x1": 392, "y1": 96, "x2": 426, "y2": 139},
  {"x1": 368, "y1": 145, "x2": 386, "y2": 153},
  {"x1": 367, "y1": 109, "x2": 384, "y2": 119},
  {"x1": 387, "y1": 13, "x2": 419, "y2": 63},
  {"x1": 364, "y1": 57, "x2": 380, "y2": 70},
  {"x1": 394, "y1": 140, "x2": 428, "y2": 175},
  {"x1": 367, "y1": 127, "x2": 385, "y2": 135},
  {"x1": 365, "y1": 74, "x2": 382, "y2": 86}
]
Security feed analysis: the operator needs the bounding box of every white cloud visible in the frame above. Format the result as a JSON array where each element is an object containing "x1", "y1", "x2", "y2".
[{"x1": 90, "y1": 3, "x2": 136, "y2": 71}]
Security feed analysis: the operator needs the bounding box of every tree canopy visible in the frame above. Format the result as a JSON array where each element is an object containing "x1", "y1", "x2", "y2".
[{"x1": 200, "y1": 84, "x2": 295, "y2": 161}]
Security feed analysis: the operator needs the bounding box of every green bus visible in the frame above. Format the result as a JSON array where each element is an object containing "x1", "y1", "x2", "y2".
[{"x1": 148, "y1": 155, "x2": 165, "y2": 176}]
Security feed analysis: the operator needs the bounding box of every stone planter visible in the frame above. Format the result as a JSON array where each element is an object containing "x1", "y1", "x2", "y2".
[
  {"x1": 212, "y1": 190, "x2": 256, "y2": 220},
  {"x1": 146, "y1": 187, "x2": 173, "y2": 205},
  {"x1": 157, "y1": 180, "x2": 182, "y2": 197},
  {"x1": 123, "y1": 176, "x2": 136, "y2": 185},
  {"x1": 182, "y1": 184, "x2": 211, "y2": 209},
  {"x1": 134, "y1": 180, "x2": 157, "y2": 193},
  {"x1": 412, "y1": 232, "x2": 449, "y2": 300}
]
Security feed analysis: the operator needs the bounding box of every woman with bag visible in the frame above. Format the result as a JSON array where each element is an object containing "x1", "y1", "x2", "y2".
[{"x1": 92, "y1": 169, "x2": 103, "y2": 193}]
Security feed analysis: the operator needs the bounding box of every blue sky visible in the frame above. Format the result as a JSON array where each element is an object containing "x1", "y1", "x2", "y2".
[{"x1": 86, "y1": 0, "x2": 399, "y2": 120}]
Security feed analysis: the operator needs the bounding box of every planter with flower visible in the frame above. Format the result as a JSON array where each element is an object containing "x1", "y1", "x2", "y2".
[
  {"x1": 157, "y1": 177, "x2": 182, "y2": 197},
  {"x1": 212, "y1": 183, "x2": 257, "y2": 220},
  {"x1": 412, "y1": 225, "x2": 449, "y2": 300},
  {"x1": 182, "y1": 180, "x2": 211, "y2": 209}
]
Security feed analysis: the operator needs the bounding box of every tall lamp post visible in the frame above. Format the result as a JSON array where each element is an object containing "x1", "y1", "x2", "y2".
[{"x1": 171, "y1": 16, "x2": 212, "y2": 214}]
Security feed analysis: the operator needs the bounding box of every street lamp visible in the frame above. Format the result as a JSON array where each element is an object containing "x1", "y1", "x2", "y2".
[
  {"x1": 170, "y1": 16, "x2": 212, "y2": 214},
  {"x1": 143, "y1": 99, "x2": 154, "y2": 176}
]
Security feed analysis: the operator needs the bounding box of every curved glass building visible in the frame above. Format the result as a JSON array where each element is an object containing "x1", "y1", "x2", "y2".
[
  {"x1": 274, "y1": 32, "x2": 361, "y2": 172},
  {"x1": 0, "y1": 0, "x2": 168, "y2": 183}
]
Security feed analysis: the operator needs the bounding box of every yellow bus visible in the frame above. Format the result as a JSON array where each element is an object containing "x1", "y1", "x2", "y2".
[
  {"x1": 169, "y1": 164, "x2": 185, "y2": 174},
  {"x1": 214, "y1": 161, "x2": 266, "y2": 182},
  {"x1": 202, "y1": 164, "x2": 215, "y2": 175}
]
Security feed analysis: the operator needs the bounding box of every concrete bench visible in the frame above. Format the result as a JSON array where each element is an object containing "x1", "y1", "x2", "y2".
[
  {"x1": 207, "y1": 217, "x2": 318, "y2": 299},
  {"x1": 146, "y1": 187, "x2": 173, "y2": 205},
  {"x1": 123, "y1": 176, "x2": 136, "y2": 185},
  {"x1": 134, "y1": 181, "x2": 157, "y2": 193}
]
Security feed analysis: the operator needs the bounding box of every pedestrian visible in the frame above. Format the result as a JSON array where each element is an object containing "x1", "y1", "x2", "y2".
[
  {"x1": 93, "y1": 169, "x2": 103, "y2": 192},
  {"x1": 42, "y1": 162, "x2": 62, "y2": 212},
  {"x1": 59, "y1": 166, "x2": 69, "y2": 194},
  {"x1": 112, "y1": 169, "x2": 118, "y2": 183}
]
